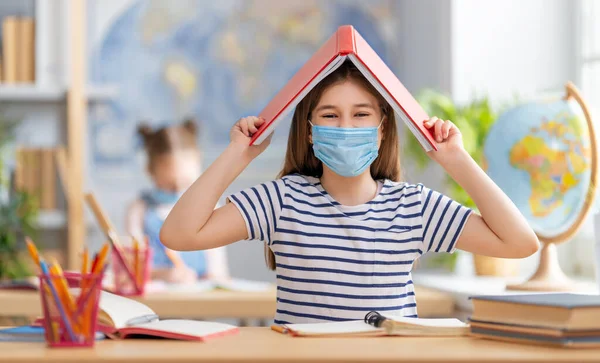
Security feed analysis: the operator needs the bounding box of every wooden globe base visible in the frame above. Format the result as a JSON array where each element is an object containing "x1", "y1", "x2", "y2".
[{"x1": 506, "y1": 242, "x2": 587, "y2": 292}]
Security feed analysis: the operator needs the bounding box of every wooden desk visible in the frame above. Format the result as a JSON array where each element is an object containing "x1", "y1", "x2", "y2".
[
  {"x1": 1, "y1": 327, "x2": 598, "y2": 363},
  {"x1": 0, "y1": 286, "x2": 454, "y2": 320}
]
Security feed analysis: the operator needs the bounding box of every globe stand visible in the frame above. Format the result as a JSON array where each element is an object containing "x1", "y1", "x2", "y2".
[{"x1": 506, "y1": 242, "x2": 585, "y2": 292}]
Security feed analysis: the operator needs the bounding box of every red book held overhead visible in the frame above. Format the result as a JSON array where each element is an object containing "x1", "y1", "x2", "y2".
[{"x1": 250, "y1": 24, "x2": 437, "y2": 152}]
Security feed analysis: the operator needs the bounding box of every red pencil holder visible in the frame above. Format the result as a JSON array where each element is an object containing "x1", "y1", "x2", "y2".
[
  {"x1": 39, "y1": 271, "x2": 103, "y2": 348},
  {"x1": 111, "y1": 245, "x2": 152, "y2": 296}
]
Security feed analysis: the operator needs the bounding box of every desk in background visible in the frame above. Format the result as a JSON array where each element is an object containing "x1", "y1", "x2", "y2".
[
  {"x1": 1, "y1": 327, "x2": 599, "y2": 363},
  {"x1": 0, "y1": 285, "x2": 454, "y2": 322}
]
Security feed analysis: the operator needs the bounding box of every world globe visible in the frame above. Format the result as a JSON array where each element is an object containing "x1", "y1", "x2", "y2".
[{"x1": 483, "y1": 82, "x2": 598, "y2": 291}]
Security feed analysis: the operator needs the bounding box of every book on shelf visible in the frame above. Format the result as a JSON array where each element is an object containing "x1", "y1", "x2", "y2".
[
  {"x1": 14, "y1": 147, "x2": 57, "y2": 211},
  {"x1": 2, "y1": 16, "x2": 18, "y2": 83},
  {"x1": 1, "y1": 16, "x2": 35, "y2": 84}
]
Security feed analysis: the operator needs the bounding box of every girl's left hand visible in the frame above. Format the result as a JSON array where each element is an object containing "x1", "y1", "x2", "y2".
[{"x1": 424, "y1": 117, "x2": 464, "y2": 158}]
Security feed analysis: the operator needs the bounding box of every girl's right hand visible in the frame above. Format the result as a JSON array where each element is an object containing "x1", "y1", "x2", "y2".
[{"x1": 230, "y1": 116, "x2": 273, "y2": 159}]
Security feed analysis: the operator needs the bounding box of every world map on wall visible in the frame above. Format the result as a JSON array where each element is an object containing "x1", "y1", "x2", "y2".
[{"x1": 90, "y1": 0, "x2": 404, "y2": 166}]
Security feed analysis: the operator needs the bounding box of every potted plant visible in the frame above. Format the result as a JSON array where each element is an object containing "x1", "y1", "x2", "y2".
[
  {"x1": 0, "y1": 116, "x2": 39, "y2": 281},
  {"x1": 405, "y1": 89, "x2": 519, "y2": 276}
]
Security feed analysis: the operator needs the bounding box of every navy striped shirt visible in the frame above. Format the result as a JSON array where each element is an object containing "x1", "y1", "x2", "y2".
[{"x1": 228, "y1": 174, "x2": 472, "y2": 324}]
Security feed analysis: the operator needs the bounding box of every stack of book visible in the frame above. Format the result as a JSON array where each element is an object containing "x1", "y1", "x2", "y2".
[{"x1": 469, "y1": 293, "x2": 600, "y2": 348}]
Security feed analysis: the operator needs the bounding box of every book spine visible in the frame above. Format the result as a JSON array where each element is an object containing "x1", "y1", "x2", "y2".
[
  {"x1": 31, "y1": 148, "x2": 41, "y2": 205},
  {"x1": 2, "y1": 17, "x2": 18, "y2": 83},
  {"x1": 337, "y1": 25, "x2": 355, "y2": 55},
  {"x1": 19, "y1": 17, "x2": 35, "y2": 83},
  {"x1": 14, "y1": 147, "x2": 24, "y2": 191},
  {"x1": 23, "y1": 148, "x2": 32, "y2": 195},
  {"x1": 54, "y1": 146, "x2": 68, "y2": 196},
  {"x1": 41, "y1": 148, "x2": 56, "y2": 210},
  {"x1": 16, "y1": 17, "x2": 25, "y2": 83}
]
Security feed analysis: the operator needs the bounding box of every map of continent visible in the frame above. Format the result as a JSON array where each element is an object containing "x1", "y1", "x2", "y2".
[{"x1": 509, "y1": 112, "x2": 591, "y2": 218}]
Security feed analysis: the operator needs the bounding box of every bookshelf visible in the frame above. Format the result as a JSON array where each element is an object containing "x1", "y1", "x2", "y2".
[
  {"x1": 1, "y1": 0, "x2": 109, "y2": 268},
  {"x1": 0, "y1": 84, "x2": 118, "y2": 102}
]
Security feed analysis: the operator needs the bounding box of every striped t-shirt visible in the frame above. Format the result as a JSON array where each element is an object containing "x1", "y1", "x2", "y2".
[{"x1": 228, "y1": 174, "x2": 472, "y2": 324}]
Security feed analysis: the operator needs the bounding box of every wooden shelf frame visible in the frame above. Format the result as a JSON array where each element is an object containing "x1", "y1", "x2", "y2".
[{"x1": 65, "y1": 0, "x2": 86, "y2": 269}]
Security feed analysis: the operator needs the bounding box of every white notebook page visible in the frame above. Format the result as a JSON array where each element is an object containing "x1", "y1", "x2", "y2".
[
  {"x1": 98, "y1": 290, "x2": 157, "y2": 329},
  {"x1": 285, "y1": 320, "x2": 382, "y2": 335},
  {"x1": 381, "y1": 314, "x2": 468, "y2": 328}
]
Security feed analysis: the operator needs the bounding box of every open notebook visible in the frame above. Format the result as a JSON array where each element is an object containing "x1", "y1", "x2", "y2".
[
  {"x1": 276, "y1": 312, "x2": 469, "y2": 337},
  {"x1": 36, "y1": 289, "x2": 238, "y2": 341},
  {"x1": 250, "y1": 25, "x2": 436, "y2": 152}
]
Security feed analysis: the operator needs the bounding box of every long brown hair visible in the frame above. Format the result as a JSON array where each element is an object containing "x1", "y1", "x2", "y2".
[
  {"x1": 263, "y1": 61, "x2": 403, "y2": 270},
  {"x1": 137, "y1": 118, "x2": 199, "y2": 171}
]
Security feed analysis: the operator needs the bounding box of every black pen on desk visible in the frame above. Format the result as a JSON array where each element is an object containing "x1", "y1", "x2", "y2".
[{"x1": 364, "y1": 311, "x2": 394, "y2": 332}]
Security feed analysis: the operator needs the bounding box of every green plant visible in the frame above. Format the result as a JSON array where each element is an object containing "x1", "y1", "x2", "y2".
[
  {"x1": 405, "y1": 89, "x2": 500, "y2": 270},
  {"x1": 0, "y1": 115, "x2": 39, "y2": 280}
]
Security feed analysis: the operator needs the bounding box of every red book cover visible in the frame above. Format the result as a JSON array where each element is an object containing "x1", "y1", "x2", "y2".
[{"x1": 250, "y1": 25, "x2": 436, "y2": 151}]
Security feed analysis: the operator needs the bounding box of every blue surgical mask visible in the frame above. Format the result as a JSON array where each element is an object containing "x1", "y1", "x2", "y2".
[
  {"x1": 149, "y1": 188, "x2": 182, "y2": 205},
  {"x1": 310, "y1": 120, "x2": 383, "y2": 177}
]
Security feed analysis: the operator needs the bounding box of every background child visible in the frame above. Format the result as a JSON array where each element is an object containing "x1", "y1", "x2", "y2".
[
  {"x1": 126, "y1": 119, "x2": 229, "y2": 283},
  {"x1": 161, "y1": 61, "x2": 539, "y2": 323}
]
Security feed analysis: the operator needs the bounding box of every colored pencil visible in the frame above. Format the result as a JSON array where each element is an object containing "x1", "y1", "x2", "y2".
[
  {"x1": 25, "y1": 236, "x2": 40, "y2": 269},
  {"x1": 92, "y1": 243, "x2": 110, "y2": 274},
  {"x1": 49, "y1": 259, "x2": 76, "y2": 313},
  {"x1": 133, "y1": 237, "x2": 141, "y2": 287},
  {"x1": 84, "y1": 192, "x2": 140, "y2": 292},
  {"x1": 39, "y1": 260, "x2": 77, "y2": 342},
  {"x1": 82, "y1": 247, "x2": 89, "y2": 275}
]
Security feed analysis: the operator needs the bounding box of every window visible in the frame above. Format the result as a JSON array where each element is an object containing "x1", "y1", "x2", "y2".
[
  {"x1": 571, "y1": 0, "x2": 600, "y2": 279},
  {"x1": 579, "y1": 0, "x2": 600, "y2": 107}
]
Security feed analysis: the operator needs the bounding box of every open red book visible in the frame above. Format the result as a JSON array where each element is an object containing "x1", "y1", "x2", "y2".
[
  {"x1": 250, "y1": 24, "x2": 436, "y2": 152},
  {"x1": 35, "y1": 289, "x2": 238, "y2": 341}
]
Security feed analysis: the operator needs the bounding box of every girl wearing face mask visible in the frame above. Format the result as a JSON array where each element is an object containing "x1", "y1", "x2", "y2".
[
  {"x1": 126, "y1": 119, "x2": 229, "y2": 284},
  {"x1": 160, "y1": 61, "x2": 539, "y2": 323}
]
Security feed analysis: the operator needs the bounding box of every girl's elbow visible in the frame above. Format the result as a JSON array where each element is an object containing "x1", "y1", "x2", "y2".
[
  {"x1": 528, "y1": 235, "x2": 541, "y2": 256},
  {"x1": 159, "y1": 225, "x2": 182, "y2": 251},
  {"x1": 516, "y1": 233, "x2": 540, "y2": 258},
  {"x1": 159, "y1": 225, "x2": 205, "y2": 251}
]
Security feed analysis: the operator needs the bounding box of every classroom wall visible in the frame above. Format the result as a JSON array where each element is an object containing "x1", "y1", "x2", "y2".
[{"x1": 451, "y1": 0, "x2": 576, "y2": 103}]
